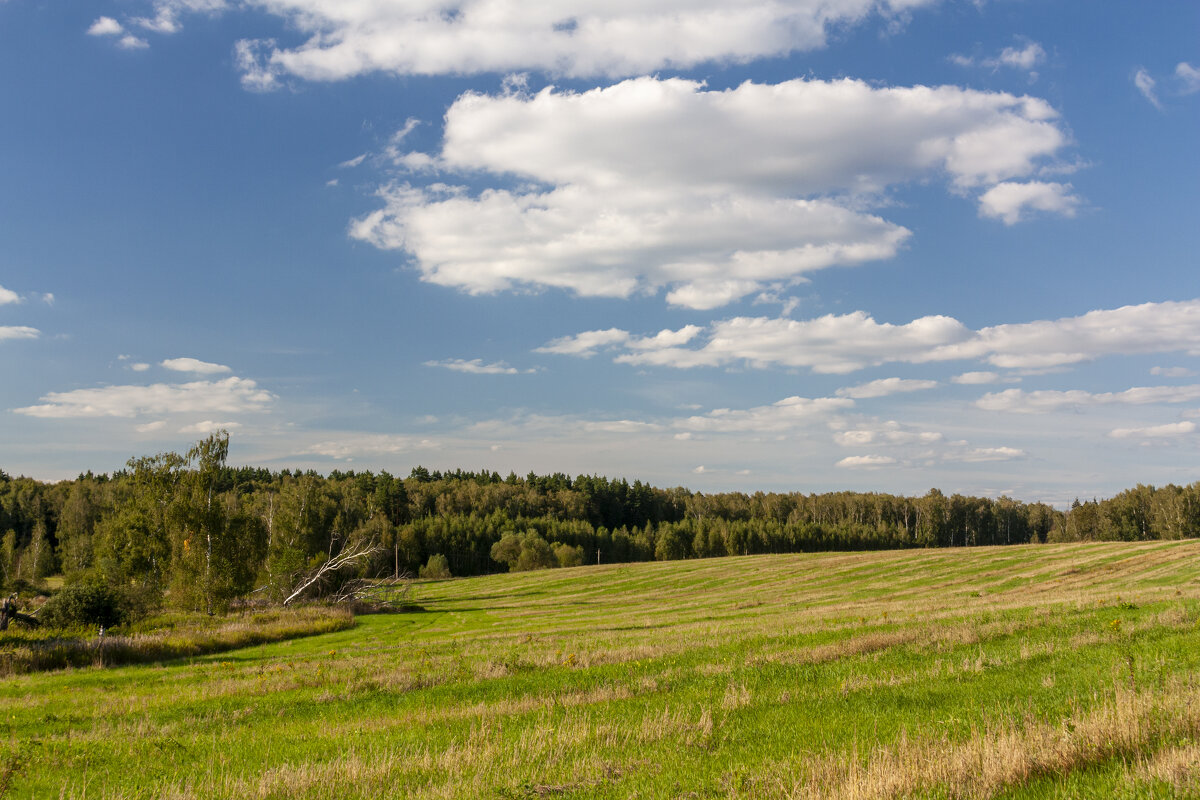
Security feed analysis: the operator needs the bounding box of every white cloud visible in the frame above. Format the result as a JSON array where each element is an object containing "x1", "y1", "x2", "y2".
[
  {"x1": 833, "y1": 420, "x2": 942, "y2": 447},
  {"x1": 953, "y1": 40, "x2": 1045, "y2": 73},
  {"x1": 339, "y1": 153, "x2": 367, "y2": 169},
  {"x1": 1151, "y1": 366, "x2": 1195, "y2": 378},
  {"x1": 1178, "y1": 63, "x2": 1200, "y2": 94},
  {"x1": 161, "y1": 357, "x2": 232, "y2": 374},
  {"x1": 836, "y1": 377, "x2": 938, "y2": 399},
  {"x1": 354, "y1": 77, "x2": 1072, "y2": 308},
  {"x1": 952, "y1": 371, "x2": 1000, "y2": 384},
  {"x1": 135, "y1": 420, "x2": 167, "y2": 433},
  {"x1": 977, "y1": 385, "x2": 1200, "y2": 414},
  {"x1": 535, "y1": 328, "x2": 632, "y2": 357},
  {"x1": 0, "y1": 326, "x2": 39, "y2": 342},
  {"x1": 675, "y1": 396, "x2": 854, "y2": 433},
  {"x1": 0, "y1": 285, "x2": 21, "y2": 305},
  {"x1": 234, "y1": 38, "x2": 281, "y2": 91},
  {"x1": 943, "y1": 446, "x2": 1025, "y2": 462},
  {"x1": 1135, "y1": 68, "x2": 1161, "y2": 109},
  {"x1": 87, "y1": 16, "x2": 124, "y2": 36},
  {"x1": 605, "y1": 312, "x2": 974, "y2": 373},
  {"x1": 179, "y1": 420, "x2": 242, "y2": 434},
  {"x1": 565, "y1": 298, "x2": 1200, "y2": 374},
  {"x1": 129, "y1": 362, "x2": 151, "y2": 372},
  {"x1": 302, "y1": 434, "x2": 439, "y2": 460},
  {"x1": 118, "y1": 35, "x2": 150, "y2": 50},
  {"x1": 14, "y1": 377, "x2": 274, "y2": 419},
  {"x1": 978, "y1": 181, "x2": 1080, "y2": 225},
  {"x1": 222, "y1": 0, "x2": 939, "y2": 85},
  {"x1": 424, "y1": 358, "x2": 526, "y2": 375},
  {"x1": 1109, "y1": 421, "x2": 1196, "y2": 440},
  {"x1": 998, "y1": 42, "x2": 1046, "y2": 71},
  {"x1": 836, "y1": 455, "x2": 897, "y2": 469}
]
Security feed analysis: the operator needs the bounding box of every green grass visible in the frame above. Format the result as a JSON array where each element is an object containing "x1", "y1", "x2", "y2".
[
  {"x1": 4, "y1": 541, "x2": 1200, "y2": 799},
  {"x1": 0, "y1": 605, "x2": 354, "y2": 674}
]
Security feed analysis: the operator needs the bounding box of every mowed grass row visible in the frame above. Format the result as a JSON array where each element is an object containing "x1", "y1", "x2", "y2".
[{"x1": 5, "y1": 541, "x2": 1200, "y2": 799}]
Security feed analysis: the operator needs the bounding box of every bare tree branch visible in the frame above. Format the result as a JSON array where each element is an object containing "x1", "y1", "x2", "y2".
[{"x1": 281, "y1": 537, "x2": 383, "y2": 606}]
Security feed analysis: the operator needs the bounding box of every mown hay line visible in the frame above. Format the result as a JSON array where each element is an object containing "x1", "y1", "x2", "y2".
[{"x1": 779, "y1": 678, "x2": 1200, "y2": 799}]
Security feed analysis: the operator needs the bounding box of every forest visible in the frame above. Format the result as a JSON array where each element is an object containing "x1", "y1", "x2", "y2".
[{"x1": 2, "y1": 431, "x2": 1198, "y2": 617}]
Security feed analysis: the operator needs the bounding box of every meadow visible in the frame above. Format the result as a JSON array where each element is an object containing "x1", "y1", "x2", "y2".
[{"x1": 5, "y1": 540, "x2": 1200, "y2": 799}]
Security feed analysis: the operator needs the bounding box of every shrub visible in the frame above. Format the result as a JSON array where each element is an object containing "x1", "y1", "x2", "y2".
[
  {"x1": 554, "y1": 543, "x2": 585, "y2": 568},
  {"x1": 514, "y1": 535, "x2": 557, "y2": 571},
  {"x1": 37, "y1": 580, "x2": 138, "y2": 630},
  {"x1": 418, "y1": 553, "x2": 452, "y2": 580}
]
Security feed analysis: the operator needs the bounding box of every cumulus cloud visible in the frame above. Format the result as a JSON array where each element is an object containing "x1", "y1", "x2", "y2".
[
  {"x1": 565, "y1": 312, "x2": 973, "y2": 373},
  {"x1": 424, "y1": 358, "x2": 527, "y2": 375},
  {"x1": 1109, "y1": 421, "x2": 1196, "y2": 440},
  {"x1": 87, "y1": 16, "x2": 124, "y2": 36},
  {"x1": 977, "y1": 385, "x2": 1200, "y2": 414},
  {"x1": 550, "y1": 298, "x2": 1200, "y2": 374},
  {"x1": 978, "y1": 181, "x2": 1080, "y2": 224},
  {"x1": 218, "y1": 0, "x2": 939, "y2": 84},
  {"x1": 836, "y1": 455, "x2": 897, "y2": 469},
  {"x1": 0, "y1": 285, "x2": 21, "y2": 305},
  {"x1": 836, "y1": 377, "x2": 938, "y2": 399},
  {"x1": 1135, "y1": 68, "x2": 1161, "y2": 109},
  {"x1": 14, "y1": 377, "x2": 274, "y2": 419},
  {"x1": 118, "y1": 35, "x2": 150, "y2": 50},
  {"x1": 161, "y1": 357, "x2": 232, "y2": 374},
  {"x1": 353, "y1": 76, "x2": 1073, "y2": 308},
  {"x1": 135, "y1": 420, "x2": 167, "y2": 433}
]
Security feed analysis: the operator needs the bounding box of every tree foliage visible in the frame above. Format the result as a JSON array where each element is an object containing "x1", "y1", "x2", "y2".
[{"x1": 2, "y1": 438, "x2": 1198, "y2": 619}]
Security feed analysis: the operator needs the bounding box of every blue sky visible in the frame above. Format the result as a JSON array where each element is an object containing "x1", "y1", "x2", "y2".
[{"x1": 1, "y1": 1, "x2": 1198, "y2": 505}]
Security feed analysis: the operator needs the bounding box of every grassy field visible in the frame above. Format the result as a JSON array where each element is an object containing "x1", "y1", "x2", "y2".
[{"x1": 5, "y1": 541, "x2": 1200, "y2": 799}]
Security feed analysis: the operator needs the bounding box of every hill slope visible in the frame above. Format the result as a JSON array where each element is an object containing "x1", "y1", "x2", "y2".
[{"x1": 9, "y1": 541, "x2": 1200, "y2": 798}]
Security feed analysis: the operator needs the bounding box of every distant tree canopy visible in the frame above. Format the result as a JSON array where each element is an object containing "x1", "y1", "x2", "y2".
[{"x1": 2, "y1": 435, "x2": 1197, "y2": 615}]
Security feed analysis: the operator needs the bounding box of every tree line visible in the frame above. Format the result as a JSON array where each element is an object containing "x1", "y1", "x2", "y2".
[{"x1": 2, "y1": 432, "x2": 1198, "y2": 614}]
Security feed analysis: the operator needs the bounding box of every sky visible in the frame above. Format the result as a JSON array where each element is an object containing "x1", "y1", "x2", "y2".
[{"x1": 1, "y1": 1, "x2": 1198, "y2": 505}]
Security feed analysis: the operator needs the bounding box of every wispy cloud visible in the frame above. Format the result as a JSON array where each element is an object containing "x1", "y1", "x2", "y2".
[
  {"x1": 977, "y1": 385, "x2": 1200, "y2": 414},
  {"x1": 424, "y1": 358, "x2": 531, "y2": 375},
  {"x1": 1134, "y1": 68, "x2": 1162, "y2": 109},
  {"x1": 1109, "y1": 421, "x2": 1196, "y2": 440},
  {"x1": 836, "y1": 378, "x2": 938, "y2": 399}
]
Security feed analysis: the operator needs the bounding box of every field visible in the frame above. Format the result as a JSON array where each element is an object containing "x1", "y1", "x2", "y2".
[{"x1": 5, "y1": 541, "x2": 1200, "y2": 799}]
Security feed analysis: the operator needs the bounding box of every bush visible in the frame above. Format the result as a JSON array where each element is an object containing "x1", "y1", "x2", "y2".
[
  {"x1": 554, "y1": 543, "x2": 585, "y2": 568},
  {"x1": 515, "y1": 535, "x2": 557, "y2": 571},
  {"x1": 37, "y1": 580, "x2": 138, "y2": 630},
  {"x1": 418, "y1": 553, "x2": 452, "y2": 580}
]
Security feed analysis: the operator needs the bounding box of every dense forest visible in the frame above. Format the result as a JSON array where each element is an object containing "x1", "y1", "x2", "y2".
[{"x1": 2, "y1": 432, "x2": 1198, "y2": 615}]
